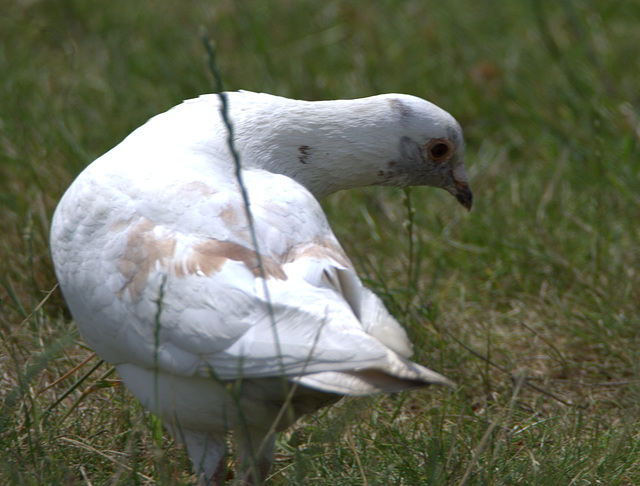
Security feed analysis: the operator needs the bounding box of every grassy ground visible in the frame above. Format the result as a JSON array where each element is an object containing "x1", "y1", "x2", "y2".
[{"x1": 1, "y1": 0, "x2": 639, "y2": 484}]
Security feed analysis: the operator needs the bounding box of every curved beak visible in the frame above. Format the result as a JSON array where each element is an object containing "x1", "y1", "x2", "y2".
[
  {"x1": 452, "y1": 181, "x2": 473, "y2": 211},
  {"x1": 447, "y1": 163, "x2": 473, "y2": 211}
]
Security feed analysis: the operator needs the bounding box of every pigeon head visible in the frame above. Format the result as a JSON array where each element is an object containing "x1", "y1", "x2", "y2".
[
  {"x1": 383, "y1": 95, "x2": 472, "y2": 210},
  {"x1": 230, "y1": 92, "x2": 472, "y2": 209}
]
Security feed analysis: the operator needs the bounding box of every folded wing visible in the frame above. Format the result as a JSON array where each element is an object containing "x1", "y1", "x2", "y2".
[{"x1": 52, "y1": 165, "x2": 451, "y2": 395}]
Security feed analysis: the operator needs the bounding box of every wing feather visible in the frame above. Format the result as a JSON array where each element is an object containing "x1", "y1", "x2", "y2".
[{"x1": 52, "y1": 161, "x2": 446, "y2": 390}]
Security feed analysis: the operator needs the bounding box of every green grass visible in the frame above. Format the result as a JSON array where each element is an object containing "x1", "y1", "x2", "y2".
[{"x1": 2, "y1": 0, "x2": 640, "y2": 484}]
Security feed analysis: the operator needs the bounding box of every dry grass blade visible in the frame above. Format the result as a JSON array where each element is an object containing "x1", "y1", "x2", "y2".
[
  {"x1": 58, "y1": 437, "x2": 155, "y2": 484},
  {"x1": 1, "y1": 284, "x2": 58, "y2": 351},
  {"x1": 458, "y1": 373, "x2": 527, "y2": 486},
  {"x1": 438, "y1": 320, "x2": 580, "y2": 408}
]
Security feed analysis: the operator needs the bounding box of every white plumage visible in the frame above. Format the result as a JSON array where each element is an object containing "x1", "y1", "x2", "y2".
[{"x1": 50, "y1": 91, "x2": 472, "y2": 484}]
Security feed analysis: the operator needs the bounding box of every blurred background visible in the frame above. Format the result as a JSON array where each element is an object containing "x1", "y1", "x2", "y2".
[{"x1": 1, "y1": 1, "x2": 639, "y2": 484}]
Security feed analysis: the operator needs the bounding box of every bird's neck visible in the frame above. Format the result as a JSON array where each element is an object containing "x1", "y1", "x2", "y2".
[{"x1": 230, "y1": 96, "x2": 400, "y2": 199}]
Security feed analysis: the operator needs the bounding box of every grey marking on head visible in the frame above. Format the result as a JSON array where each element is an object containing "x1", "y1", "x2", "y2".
[
  {"x1": 399, "y1": 135, "x2": 421, "y2": 162},
  {"x1": 388, "y1": 98, "x2": 414, "y2": 124},
  {"x1": 446, "y1": 123, "x2": 464, "y2": 149},
  {"x1": 298, "y1": 145, "x2": 311, "y2": 164},
  {"x1": 378, "y1": 169, "x2": 395, "y2": 183},
  {"x1": 379, "y1": 162, "x2": 399, "y2": 182}
]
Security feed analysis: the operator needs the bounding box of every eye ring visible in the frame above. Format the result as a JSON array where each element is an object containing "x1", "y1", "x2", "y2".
[{"x1": 426, "y1": 138, "x2": 455, "y2": 162}]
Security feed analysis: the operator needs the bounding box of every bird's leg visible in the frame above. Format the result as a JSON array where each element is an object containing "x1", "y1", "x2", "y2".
[
  {"x1": 182, "y1": 430, "x2": 227, "y2": 485},
  {"x1": 237, "y1": 429, "x2": 276, "y2": 485}
]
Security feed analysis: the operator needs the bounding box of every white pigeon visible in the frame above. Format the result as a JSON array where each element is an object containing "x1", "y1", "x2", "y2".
[{"x1": 50, "y1": 91, "x2": 472, "y2": 485}]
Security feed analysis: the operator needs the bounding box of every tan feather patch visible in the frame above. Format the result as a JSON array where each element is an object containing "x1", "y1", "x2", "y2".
[
  {"x1": 178, "y1": 239, "x2": 287, "y2": 280},
  {"x1": 117, "y1": 221, "x2": 352, "y2": 301},
  {"x1": 286, "y1": 238, "x2": 352, "y2": 268},
  {"x1": 181, "y1": 181, "x2": 217, "y2": 197},
  {"x1": 118, "y1": 219, "x2": 177, "y2": 300}
]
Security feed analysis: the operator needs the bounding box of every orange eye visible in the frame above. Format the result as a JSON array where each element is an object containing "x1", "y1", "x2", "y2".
[{"x1": 426, "y1": 138, "x2": 455, "y2": 162}]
